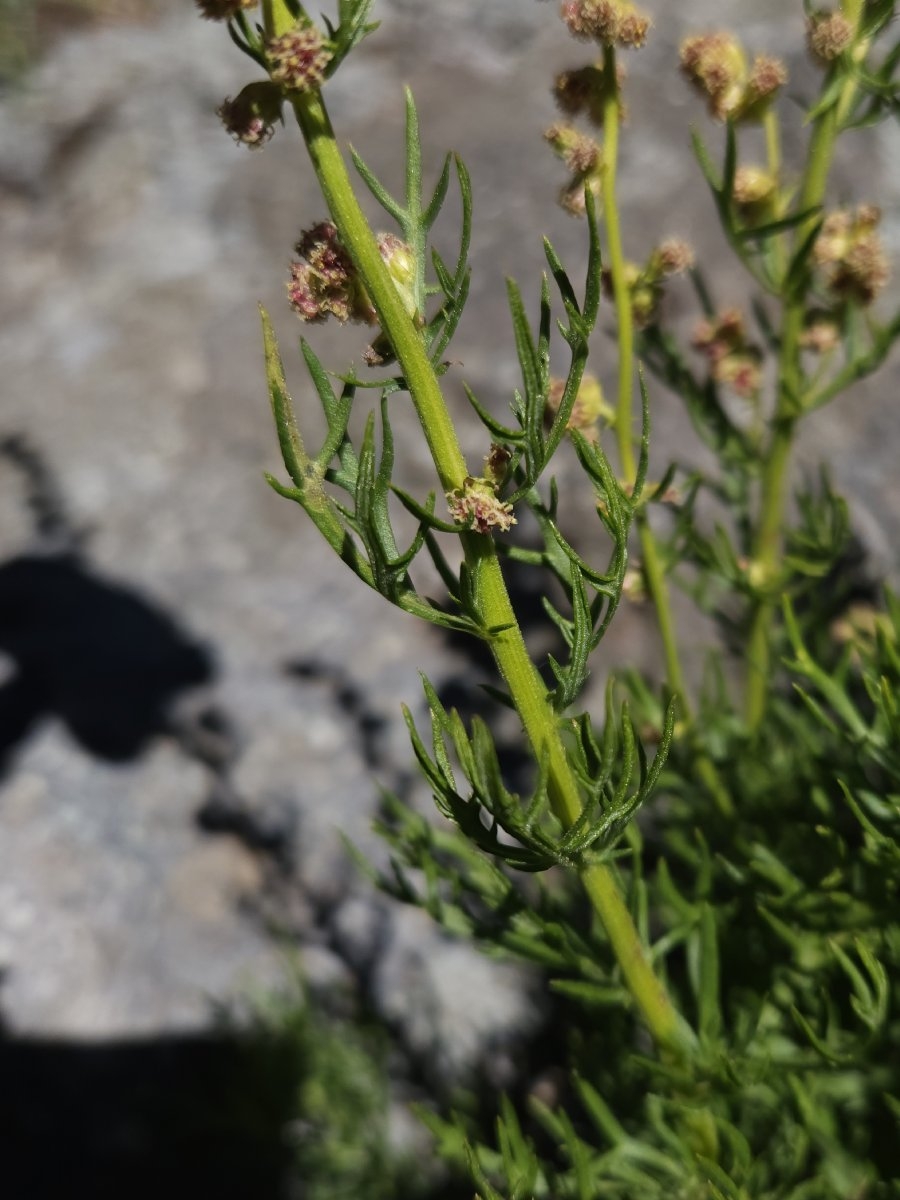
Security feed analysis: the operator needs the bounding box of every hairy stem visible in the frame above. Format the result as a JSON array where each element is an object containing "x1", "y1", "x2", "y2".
[{"x1": 286, "y1": 82, "x2": 691, "y2": 1056}]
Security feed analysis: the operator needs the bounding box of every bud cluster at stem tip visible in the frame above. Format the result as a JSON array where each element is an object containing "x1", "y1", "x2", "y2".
[
  {"x1": 807, "y1": 9, "x2": 854, "y2": 63},
  {"x1": 602, "y1": 239, "x2": 694, "y2": 329},
  {"x1": 814, "y1": 205, "x2": 890, "y2": 305},
  {"x1": 680, "y1": 32, "x2": 787, "y2": 122},
  {"x1": 561, "y1": 0, "x2": 651, "y2": 49},
  {"x1": 266, "y1": 21, "x2": 332, "y2": 93}
]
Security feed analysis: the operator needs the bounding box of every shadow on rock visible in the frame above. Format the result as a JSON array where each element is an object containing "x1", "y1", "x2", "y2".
[
  {"x1": 0, "y1": 1029, "x2": 297, "y2": 1200},
  {"x1": 0, "y1": 552, "x2": 212, "y2": 765},
  {"x1": 0, "y1": 433, "x2": 212, "y2": 768}
]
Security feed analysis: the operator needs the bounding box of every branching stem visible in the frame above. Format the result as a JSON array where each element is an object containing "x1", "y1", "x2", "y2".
[
  {"x1": 281, "y1": 77, "x2": 691, "y2": 1056},
  {"x1": 602, "y1": 48, "x2": 733, "y2": 818},
  {"x1": 745, "y1": 5, "x2": 865, "y2": 729}
]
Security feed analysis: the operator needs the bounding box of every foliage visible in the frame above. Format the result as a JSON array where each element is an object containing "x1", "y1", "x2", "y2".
[{"x1": 201, "y1": 1, "x2": 900, "y2": 1196}]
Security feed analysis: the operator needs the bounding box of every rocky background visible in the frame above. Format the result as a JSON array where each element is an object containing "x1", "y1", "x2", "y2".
[{"x1": 0, "y1": 1, "x2": 897, "y2": 1194}]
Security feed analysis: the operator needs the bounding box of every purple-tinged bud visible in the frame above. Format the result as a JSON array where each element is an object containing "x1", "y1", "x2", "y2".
[
  {"x1": 287, "y1": 262, "x2": 327, "y2": 323},
  {"x1": 716, "y1": 353, "x2": 762, "y2": 398},
  {"x1": 483, "y1": 444, "x2": 513, "y2": 488},
  {"x1": 196, "y1": 0, "x2": 256, "y2": 21},
  {"x1": 807, "y1": 10, "x2": 854, "y2": 63},
  {"x1": 447, "y1": 477, "x2": 516, "y2": 535},
  {"x1": 692, "y1": 308, "x2": 762, "y2": 397},
  {"x1": 288, "y1": 222, "x2": 363, "y2": 325},
  {"x1": 297, "y1": 221, "x2": 353, "y2": 287},
  {"x1": 267, "y1": 22, "x2": 332, "y2": 93},
  {"x1": 217, "y1": 82, "x2": 282, "y2": 149}
]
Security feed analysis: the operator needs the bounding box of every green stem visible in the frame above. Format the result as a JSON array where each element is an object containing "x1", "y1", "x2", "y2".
[
  {"x1": 744, "y1": 37, "x2": 863, "y2": 729},
  {"x1": 602, "y1": 49, "x2": 733, "y2": 817},
  {"x1": 261, "y1": 0, "x2": 293, "y2": 38},
  {"x1": 287, "y1": 84, "x2": 691, "y2": 1057}
]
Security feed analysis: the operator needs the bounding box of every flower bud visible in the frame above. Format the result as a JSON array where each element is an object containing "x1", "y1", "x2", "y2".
[
  {"x1": 800, "y1": 315, "x2": 841, "y2": 354},
  {"x1": 680, "y1": 32, "x2": 786, "y2": 122},
  {"x1": 267, "y1": 21, "x2": 332, "y2": 93},
  {"x1": 732, "y1": 165, "x2": 778, "y2": 222},
  {"x1": 692, "y1": 308, "x2": 762, "y2": 398},
  {"x1": 738, "y1": 54, "x2": 788, "y2": 122},
  {"x1": 545, "y1": 124, "x2": 601, "y2": 175},
  {"x1": 814, "y1": 205, "x2": 889, "y2": 305},
  {"x1": 807, "y1": 11, "x2": 854, "y2": 63},
  {"x1": 377, "y1": 232, "x2": 417, "y2": 318},
  {"x1": 217, "y1": 82, "x2": 282, "y2": 149},
  {"x1": 602, "y1": 242, "x2": 692, "y2": 329},
  {"x1": 680, "y1": 32, "x2": 747, "y2": 119},
  {"x1": 553, "y1": 65, "x2": 606, "y2": 126},
  {"x1": 483, "y1": 444, "x2": 513, "y2": 488},
  {"x1": 560, "y1": 0, "x2": 650, "y2": 49},
  {"x1": 650, "y1": 239, "x2": 695, "y2": 277},
  {"x1": 447, "y1": 477, "x2": 516, "y2": 535},
  {"x1": 288, "y1": 221, "x2": 360, "y2": 324}
]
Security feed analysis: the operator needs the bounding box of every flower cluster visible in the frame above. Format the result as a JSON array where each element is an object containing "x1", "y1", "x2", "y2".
[
  {"x1": 446, "y1": 462, "x2": 516, "y2": 536},
  {"x1": 799, "y1": 313, "x2": 841, "y2": 354},
  {"x1": 680, "y1": 32, "x2": 787, "y2": 122},
  {"x1": 560, "y1": 0, "x2": 650, "y2": 49},
  {"x1": 217, "y1": 83, "x2": 282, "y2": 149},
  {"x1": 553, "y1": 64, "x2": 611, "y2": 126},
  {"x1": 287, "y1": 222, "x2": 371, "y2": 324},
  {"x1": 813, "y1": 205, "x2": 889, "y2": 305},
  {"x1": 692, "y1": 309, "x2": 762, "y2": 398},
  {"x1": 602, "y1": 238, "x2": 694, "y2": 328},
  {"x1": 286, "y1": 223, "x2": 416, "y2": 329},
  {"x1": 195, "y1": 0, "x2": 256, "y2": 21},
  {"x1": 544, "y1": 123, "x2": 603, "y2": 216},
  {"x1": 807, "y1": 10, "x2": 854, "y2": 63},
  {"x1": 267, "y1": 21, "x2": 332, "y2": 93},
  {"x1": 546, "y1": 373, "x2": 612, "y2": 441}
]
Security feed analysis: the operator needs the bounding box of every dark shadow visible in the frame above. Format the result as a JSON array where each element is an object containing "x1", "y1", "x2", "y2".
[
  {"x1": 0, "y1": 552, "x2": 213, "y2": 764},
  {"x1": 0, "y1": 434, "x2": 213, "y2": 768},
  {"x1": 0, "y1": 1030, "x2": 298, "y2": 1200}
]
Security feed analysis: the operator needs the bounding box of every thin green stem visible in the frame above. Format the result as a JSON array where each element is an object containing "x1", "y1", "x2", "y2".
[
  {"x1": 602, "y1": 49, "x2": 733, "y2": 817},
  {"x1": 292, "y1": 92, "x2": 469, "y2": 495},
  {"x1": 744, "y1": 41, "x2": 863, "y2": 729},
  {"x1": 287, "y1": 83, "x2": 691, "y2": 1057}
]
